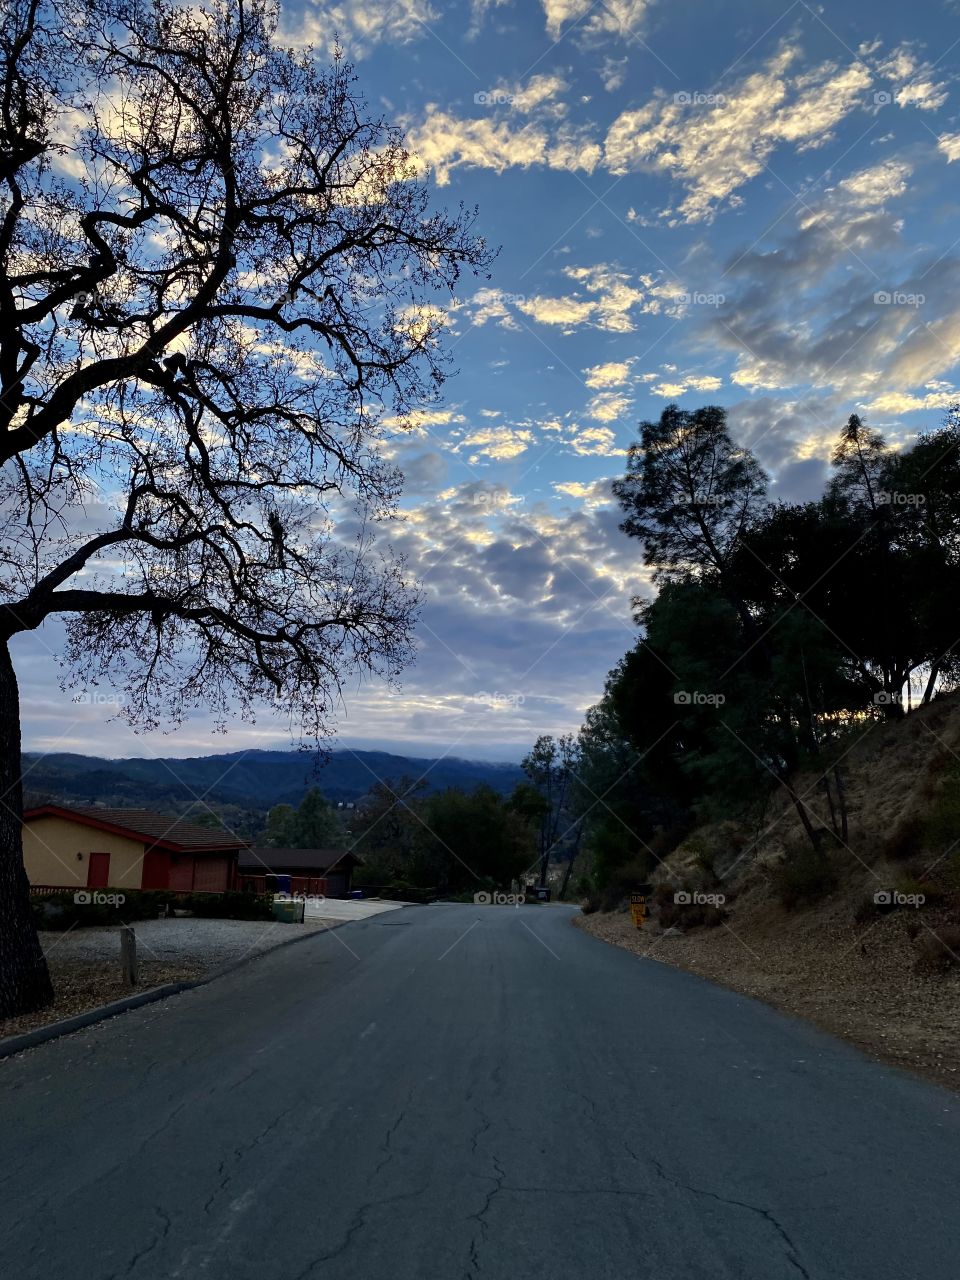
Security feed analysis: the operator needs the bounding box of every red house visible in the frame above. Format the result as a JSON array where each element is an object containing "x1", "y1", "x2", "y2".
[{"x1": 22, "y1": 804, "x2": 248, "y2": 893}]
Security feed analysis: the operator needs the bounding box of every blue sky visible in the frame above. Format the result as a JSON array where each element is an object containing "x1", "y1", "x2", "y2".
[{"x1": 17, "y1": 0, "x2": 960, "y2": 760}]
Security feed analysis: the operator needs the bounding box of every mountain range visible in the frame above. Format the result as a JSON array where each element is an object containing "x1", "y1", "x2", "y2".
[{"x1": 20, "y1": 748, "x2": 524, "y2": 823}]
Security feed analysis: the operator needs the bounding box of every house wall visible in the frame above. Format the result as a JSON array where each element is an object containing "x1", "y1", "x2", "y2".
[{"x1": 22, "y1": 816, "x2": 147, "y2": 889}]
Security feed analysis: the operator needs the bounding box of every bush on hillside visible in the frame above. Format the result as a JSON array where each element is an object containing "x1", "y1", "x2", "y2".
[
  {"x1": 770, "y1": 838, "x2": 839, "y2": 910},
  {"x1": 915, "y1": 925, "x2": 960, "y2": 973}
]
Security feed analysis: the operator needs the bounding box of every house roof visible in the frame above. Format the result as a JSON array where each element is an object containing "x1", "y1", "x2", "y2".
[
  {"x1": 239, "y1": 846, "x2": 360, "y2": 872},
  {"x1": 24, "y1": 804, "x2": 248, "y2": 853}
]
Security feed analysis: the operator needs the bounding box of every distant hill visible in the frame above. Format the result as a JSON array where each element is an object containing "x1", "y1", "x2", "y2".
[{"x1": 20, "y1": 748, "x2": 524, "y2": 821}]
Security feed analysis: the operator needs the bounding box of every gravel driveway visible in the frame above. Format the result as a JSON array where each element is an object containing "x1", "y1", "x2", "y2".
[{"x1": 40, "y1": 915, "x2": 338, "y2": 972}]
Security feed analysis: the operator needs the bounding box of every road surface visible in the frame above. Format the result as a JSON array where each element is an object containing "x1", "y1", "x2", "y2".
[{"x1": 0, "y1": 903, "x2": 957, "y2": 1279}]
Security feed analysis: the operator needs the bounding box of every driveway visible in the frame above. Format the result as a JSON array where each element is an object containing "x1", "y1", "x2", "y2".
[
  {"x1": 0, "y1": 903, "x2": 957, "y2": 1279},
  {"x1": 300, "y1": 896, "x2": 410, "y2": 921}
]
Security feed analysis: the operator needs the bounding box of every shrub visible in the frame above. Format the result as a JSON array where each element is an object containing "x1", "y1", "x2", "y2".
[
  {"x1": 599, "y1": 857, "x2": 651, "y2": 912},
  {"x1": 580, "y1": 894, "x2": 601, "y2": 915},
  {"x1": 771, "y1": 840, "x2": 839, "y2": 910},
  {"x1": 893, "y1": 876, "x2": 942, "y2": 905},
  {"x1": 915, "y1": 925, "x2": 960, "y2": 973},
  {"x1": 32, "y1": 887, "x2": 169, "y2": 930},
  {"x1": 184, "y1": 891, "x2": 272, "y2": 920},
  {"x1": 879, "y1": 813, "x2": 922, "y2": 862}
]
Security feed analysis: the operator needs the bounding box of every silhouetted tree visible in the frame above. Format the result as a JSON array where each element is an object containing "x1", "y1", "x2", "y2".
[{"x1": 0, "y1": 0, "x2": 490, "y2": 1014}]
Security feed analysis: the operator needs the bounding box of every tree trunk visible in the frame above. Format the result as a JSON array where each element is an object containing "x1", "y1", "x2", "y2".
[
  {"x1": 558, "y1": 826, "x2": 583, "y2": 900},
  {"x1": 0, "y1": 640, "x2": 54, "y2": 1017},
  {"x1": 833, "y1": 765, "x2": 848, "y2": 844}
]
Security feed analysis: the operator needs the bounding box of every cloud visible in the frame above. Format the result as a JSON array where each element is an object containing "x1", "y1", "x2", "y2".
[
  {"x1": 566, "y1": 425, "x2": 621, "y2": 455},
  {"x1": 406, "y1": 75, "x2": 601, "y2": 185},
  {"x1": 862, "y1": 388, "x2": 959, "y2": 415},
  {"x1": 541, "y1": 0, "x2": 652, "y2": 41},
  {"x1": 599, "y1": 56, "x2": 629, "y2": 93},
  {"x1": 604, "y1": 46, "x2": 873, "y2": 223},
  {"x1": 278, "y1": 0, "x2": 437, "y2": 54},
  {"x1": 583, "y1": 360, "x2": 633, "y2": 388},
  {"x1": 586, "y1": 392, "x2": 632, "y2": 422},
  {"x1": 877, "y1": 46, "x2": 949, "y2": 112},
  {"x1": 938, "y1": 133, "x2": 960, "y2": 162},
  {"x1": 454, "y1": 425, "x2": 537, "y2": 462}
]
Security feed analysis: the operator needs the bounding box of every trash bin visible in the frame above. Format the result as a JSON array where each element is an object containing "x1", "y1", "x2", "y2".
[{"x1": 272, "y1": 897, "x2": 304, "y2": 923}]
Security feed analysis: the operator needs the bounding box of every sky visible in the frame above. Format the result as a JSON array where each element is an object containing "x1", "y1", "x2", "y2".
[{"x1": 16, "y1": 0, "x2": 960, "y2": 762}]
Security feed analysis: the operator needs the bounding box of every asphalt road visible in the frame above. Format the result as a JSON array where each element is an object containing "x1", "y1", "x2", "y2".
[{"x1": 0, "y1": 904, "x2": 957, "y2": 1280}]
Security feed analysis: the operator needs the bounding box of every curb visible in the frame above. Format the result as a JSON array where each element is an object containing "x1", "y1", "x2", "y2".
[{"x1": 0, "y1": 917, "x2": 349, "y2": 1063}]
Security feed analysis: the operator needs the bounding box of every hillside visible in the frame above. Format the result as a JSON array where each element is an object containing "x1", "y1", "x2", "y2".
[
  {"x1": 20, "y1": 747, "x2": 524, "y2": 826},
  {"x1": 577, "y1": 693, "x2": 960, "y2": 1089}
]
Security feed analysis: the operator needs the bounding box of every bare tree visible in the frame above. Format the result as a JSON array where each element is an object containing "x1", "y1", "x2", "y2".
[{"x1": 0, "y1": 0, "x2": 491, "y2": 1014}]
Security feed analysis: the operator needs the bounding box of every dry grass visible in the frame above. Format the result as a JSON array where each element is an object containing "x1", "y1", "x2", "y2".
[{"x1": 0, "y1": 958, "x2": 203, "y2": 1043}]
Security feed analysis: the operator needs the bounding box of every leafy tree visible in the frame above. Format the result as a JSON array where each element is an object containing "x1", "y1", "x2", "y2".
[
  {"x1": 264, "y1": 804, "x2": 299, "y2": 848},
  {"x1": 293, "y1": 788, "x2": 346, "y2": 849},
  {"x1": 348, "y1": 777, "x2": 430, "y2": 884},
  {"x1": 521, "y1": 734, "x2": 580, "y2": 888},
  {"x1": 422, "y1": 785, "x2": 536, "y2": 892},
  {"x1": 613, "y1": 404, "x2": 768, "y2": 594},
  {"x1": 0, "y1": 0, "x2": 490, "y2": 1014}
]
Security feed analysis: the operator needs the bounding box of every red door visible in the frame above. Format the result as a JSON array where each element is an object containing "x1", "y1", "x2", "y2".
[
  {"x1": 87, "y1": 851, "x2": 110, "y2": 888},
  {"x1": 142, "y1": 850, "x2": 170, "y2": 890}
]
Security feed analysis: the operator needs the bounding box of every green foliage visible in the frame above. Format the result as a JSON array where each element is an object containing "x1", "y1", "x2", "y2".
[
  {"x1": 770, "y1": 842, "x2": 839, "y2": 910},
  {"x1": 263, "y1": 787, "x2": 346, "y2": 850},
  {"x1": 183, "y1": 892, "x2": 272, "y2": 920},
  {"x1": 918, "y1": 766, "x2": 960, "y2": 853},
  {"x1": 422, "y1": 784, "x2": 537, "y2": 891},
  {"x1": 32, "y1": 888, "x2": 172, "y2": 930}
]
